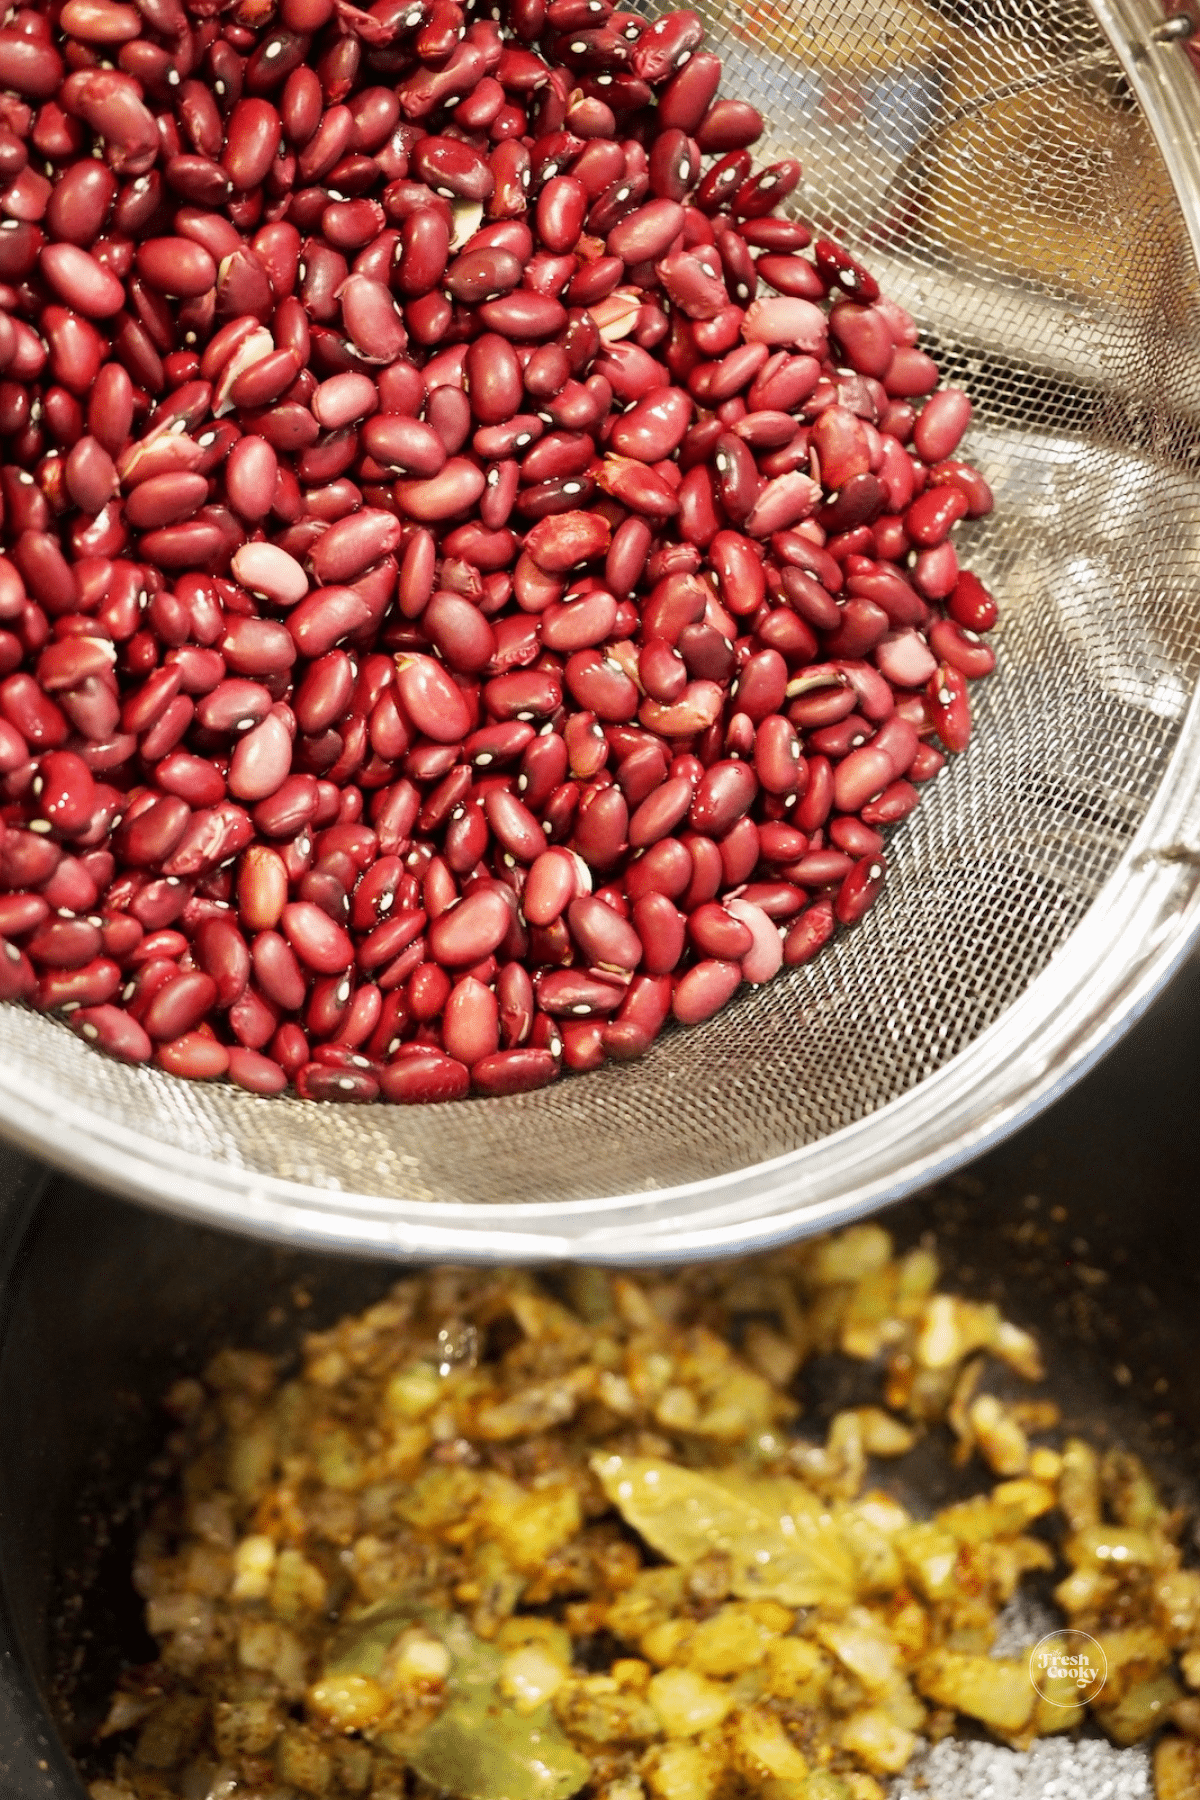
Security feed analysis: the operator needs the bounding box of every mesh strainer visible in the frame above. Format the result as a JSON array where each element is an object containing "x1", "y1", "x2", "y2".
[{"x1": 3, "y1": 0, "x2": 1200, "y2": 1261}]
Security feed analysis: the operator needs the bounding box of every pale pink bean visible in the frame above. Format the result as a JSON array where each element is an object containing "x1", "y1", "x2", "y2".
[
  {"x1": 231, "y1": 540, "x2": 309, "y2": 606},
  {"x1": 875, "y1": 629, "x2": 938, "y2": 688},
  {"x1": 741, "y1": 296, "x2": 827, "y2": 351},
  {"x1": 228, "y1": 710, "x2": 293, "y2": 803},
  {"x1": 725, "y1": 897, "x2": 783, "y2": 984},
  {"x1": 312, "y1": 371, "x2": 379, "y2": 430}
]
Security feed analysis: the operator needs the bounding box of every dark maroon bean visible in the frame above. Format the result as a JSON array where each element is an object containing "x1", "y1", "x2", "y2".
[
  {"x1": 566, "y1": 892, "x2": 642, "y2": 970},
  {"x1": 465, "y1": 332, "x2": 523, "y2": 427}
]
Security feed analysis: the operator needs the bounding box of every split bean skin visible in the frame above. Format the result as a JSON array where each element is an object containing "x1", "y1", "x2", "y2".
[{"x1": 0, "y1": 0, "x2": 996, "y2": 1104}]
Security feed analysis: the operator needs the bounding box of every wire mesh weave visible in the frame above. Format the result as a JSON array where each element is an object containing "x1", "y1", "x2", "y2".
[{"x1": 2, "y1": 0, "x2": 1198, "y2": 1235}]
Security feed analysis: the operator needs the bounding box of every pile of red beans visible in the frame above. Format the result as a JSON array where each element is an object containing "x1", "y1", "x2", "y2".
[{"x1": 0, "y1": 0, "x2": 998, "y2": 1105}]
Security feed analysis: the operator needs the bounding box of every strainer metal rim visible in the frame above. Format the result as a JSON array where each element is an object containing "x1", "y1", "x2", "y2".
[{"x1": 2, "y1": 0, "x2": 1199, "y2": 1263}]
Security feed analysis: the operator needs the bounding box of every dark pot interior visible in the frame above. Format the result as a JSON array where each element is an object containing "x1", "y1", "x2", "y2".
[{"x1": 1, "y1": 957, "x2": 1200, "y2": 1797}]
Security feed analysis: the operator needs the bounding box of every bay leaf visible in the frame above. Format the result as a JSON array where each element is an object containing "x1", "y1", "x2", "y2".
[
  {"x1": 591, "y1": 1455, "x2": 858, "y2": 1610},
  {"x1": 406, "y1": 1692, "x2": 590, "y2": 1800},
  {"x1": 324, "y1": 1598, "x2": 417, "y2": 1679},
  {"x1": 348, "y1": 1604, "x2": 589, "y2": 1800}
]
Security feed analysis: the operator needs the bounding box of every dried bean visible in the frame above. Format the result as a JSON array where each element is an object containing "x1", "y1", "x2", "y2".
[{"x1": 0, "y1": 0, "x2": 994, "y2": 1102}]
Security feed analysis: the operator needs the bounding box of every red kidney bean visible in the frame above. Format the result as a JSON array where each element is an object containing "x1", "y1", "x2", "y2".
[
  {"x1": 780, "y1": 894, "x2": 833, "y2": 965},
  {"x1": 628, "y1": 890, "x2": 683, "y2": 975},
  {"x1": 469, "y1": 1046, "x2": 558, "y2": 1095},
  {"x1": 913, "y1": 387, "x2": 971, "y2": 462},
  {"x1": 0, "y1": 0, "x2": 998, "y2": 1103},
  {"x1": 154, "y1": 1033, "x2": 230, "y2": 1080},
  {"x1": 724, "y1": 896, "x2": 782, "y2": 983},
  {"x1": 948, "y1": 569, "x2": 998, "y2": 633},
  {"x1": 929, "y1": 616, "x2": 996, "y2": 679},
  {"x1": 929, "y1": 459, "x2": 993, "y2": 519},
  {"x1": 688, "y1": 900, "x2": 753, "y2": 961},
  {"x1": 573, "y1": 782, "x2": 628, "y2": 869},
  {"x1": 237, "y1": 842, "x2": 291, "y2": 928},
  {"x1": 834, "y1": 854, "x2": 886, "y2": 926},
  {"x1": 832, "y1": 741, "x2": 893, "y2": 814},
  {"x1": 672, "y1": 956, "x2": 740, "y2": 1025},
  {"x1": 830, "y1": 816, "x2": 885, "y2": 858},
  {"x1": 72, "y1": 1002, "x2": 152, "y2": 1062},
  {"x1": 135, "y1": 235, "x2": 217, "y2": 299},
  {"x1": 224, "y1": 1045, "x2": 288, "y2": 1094},
  {"x1": 482, "y1": 786, "x2": 543, "y2": 863},
  {"x1": 141, "y1": 969, "x2": 219, "y2": 1040},
  {"x1": 523, "y1": 848, "x2": 578, "y2": 927},
  {"x1": 754, "y1": 715, "x2": 804, "y2": 795},
  {"x1": 377, "y1": 1045, "x2": 467, "y2": 1103},
  {"x1": 27, "y1": 916, "x2": 103, "y2": 970},
  {"x1": 281, "y1": 899, "x2": 353, "y2": 974},
  {"x1": 567, "y1": 891, "x2": 642, "y2": 970},
  {"x1": 689, "y1": 758, "x2": 757, "y2": 835},
  {"x1": 442, "y1": 975, "x2": 499, "y2": 1065},
  {"x1": 861, "y1": 779, "x2": 919, "y2": 825},
  {"x1": 157, "y1": 752, "x2": 224, "y2": 810}
]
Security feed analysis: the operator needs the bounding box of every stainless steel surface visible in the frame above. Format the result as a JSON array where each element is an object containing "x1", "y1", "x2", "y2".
[{"x1": 4, "y1": 0, "x2": 1200, "y2": 1256}]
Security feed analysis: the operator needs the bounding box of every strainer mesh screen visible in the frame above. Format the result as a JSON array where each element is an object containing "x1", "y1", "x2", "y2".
[{"x1": 2, "y1": 0, "x2": 1198, "y2": 1210}]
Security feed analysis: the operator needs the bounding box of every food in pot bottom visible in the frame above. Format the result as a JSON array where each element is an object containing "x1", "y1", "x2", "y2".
[{"x1": 85, "y1": 1225, "x2": 1199, "y2": 1800}]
